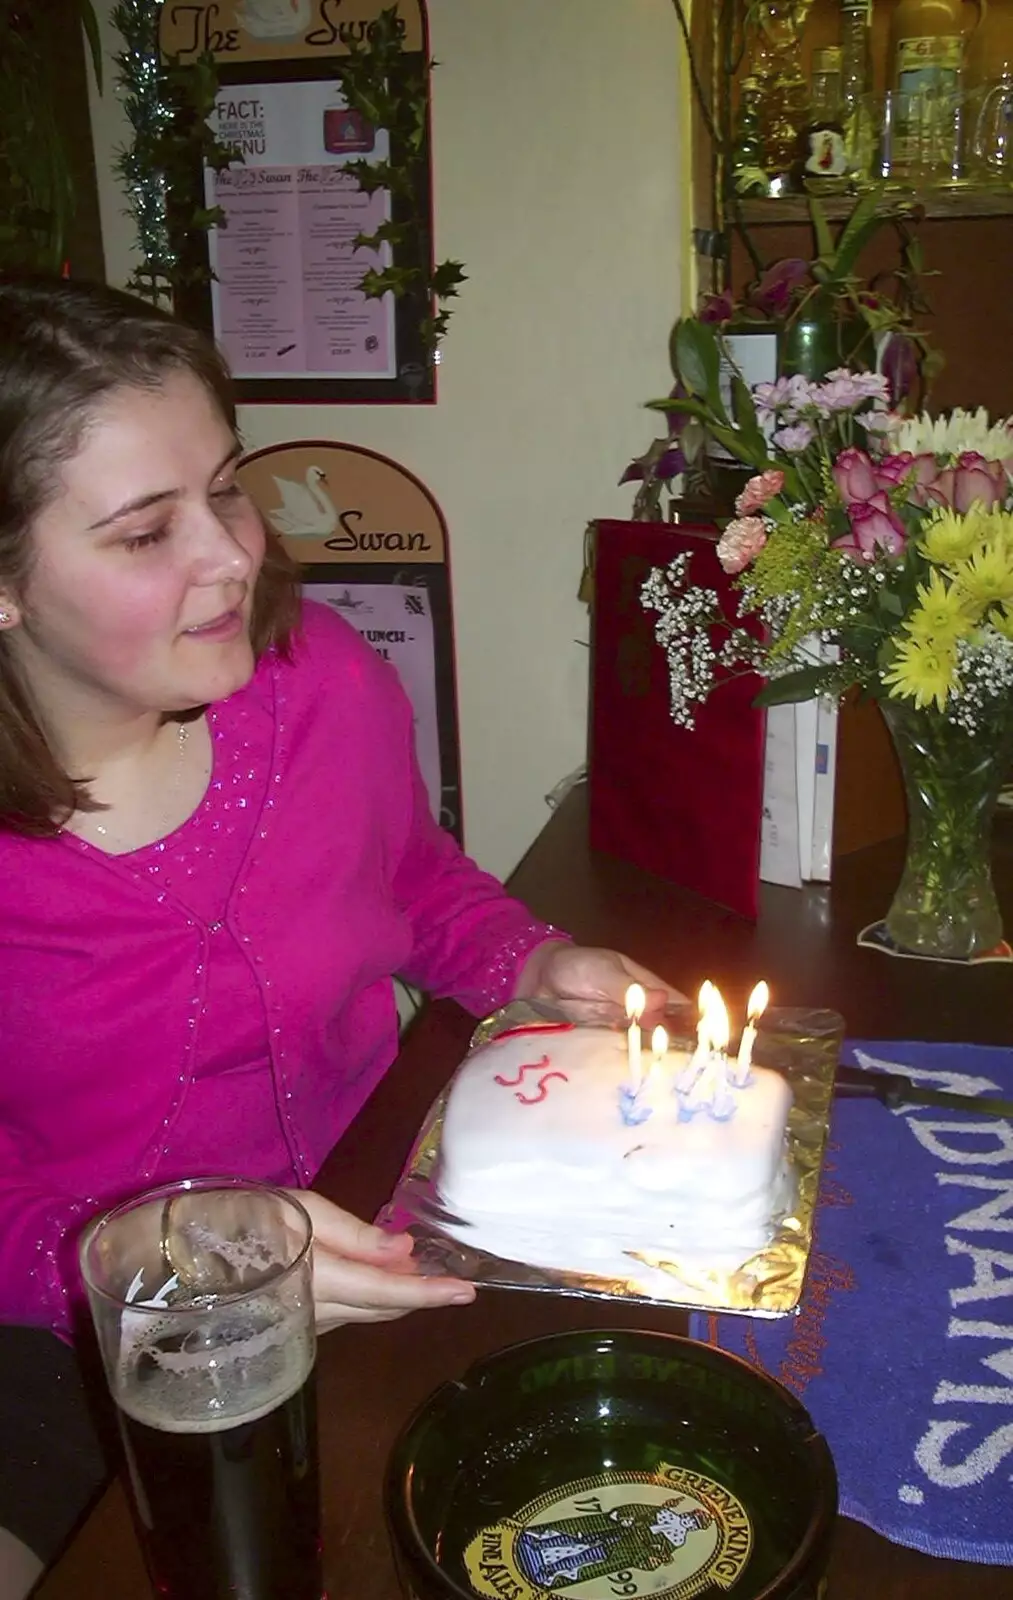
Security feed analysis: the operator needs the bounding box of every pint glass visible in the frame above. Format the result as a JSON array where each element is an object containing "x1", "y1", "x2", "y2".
[{"x1": 80, "y1": 1179, "x2": 322, "y2": 1600}]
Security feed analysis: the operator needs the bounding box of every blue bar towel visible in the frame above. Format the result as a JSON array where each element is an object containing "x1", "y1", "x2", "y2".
[{"x1": 691, "y1": 1041, "x2": 1013, "y2": 1565}]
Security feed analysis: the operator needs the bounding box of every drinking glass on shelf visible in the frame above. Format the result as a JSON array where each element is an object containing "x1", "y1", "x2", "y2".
[
  {"x1": 918, "y1": 85, "x2": 969, "y2": 185},
  {"x1": 869, "y1": 90, "x2": 928, "y2": 186},
  {"x1": 869, "y1": 87, "x2": 966, "y2": 187},
  {"x1": 969, "y1": 74, "x2": 1013, "y2": 182},
  {"x1": 80, "y1": 1178, "x2": 322, "y2": 1600}
]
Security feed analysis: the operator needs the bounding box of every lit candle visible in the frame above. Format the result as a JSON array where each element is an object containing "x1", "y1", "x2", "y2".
[
  {"x1": 679, "y1": 983, "x2": 734, "y2": 1118},
  {"x1": 650, "y1": 1025, "x2": 669, "y2": 1073},
  {"x1": 624, "y1": 983, "x2": 646, "y2": 1092},
  {"x1": 646, "y1": 1024, "x2": 669, "y2": 1108},
  {"x1": 733, "y1": 981, "x2": 769, "y2": 1086},
  {"x1": 695, "y1": 980, "x2": 714, "y2": 1055},
  {"x1": 709, "y1": 987, "x2": 730, "y2": 1059},
  {"x1": 675, "y1": 981, "x2": 713, "y2": 1091}
]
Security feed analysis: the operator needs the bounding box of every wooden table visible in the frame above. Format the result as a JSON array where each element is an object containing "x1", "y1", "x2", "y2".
[{"x1": 37, "y1": 788, "x2": 1013, "y2": 1599}]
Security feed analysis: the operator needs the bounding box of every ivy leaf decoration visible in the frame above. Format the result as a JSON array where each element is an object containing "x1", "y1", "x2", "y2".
[
  {"x1": 344, "y1": 159, "x2": 399, "y2": 196},
  {"x1": 431, "y1": 260, "x2": 468, "y2": 298},
  {"x1": 353, "y1": 220, "x2": 412, "y2": 252},
  {"x1": 359, "y1": 264, "x2": 425, "y2": 300},
  {"x1": 331, "y1": 4, "x2": 465, "y2": 360}
]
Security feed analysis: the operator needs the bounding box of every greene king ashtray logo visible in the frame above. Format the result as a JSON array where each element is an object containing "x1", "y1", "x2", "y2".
[{"x1": 463, "y1": 1463, "x2": 752, "y2": 1600}]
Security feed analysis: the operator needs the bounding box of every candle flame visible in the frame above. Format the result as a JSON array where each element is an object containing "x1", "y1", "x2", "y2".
[
  {"x1": 706, "y1": 985, "x2": 730, "y2": 1055},
  {"x1": 697, "y1": 979, "x2": 714, "y2": 1012},
  {"x1": 651, "y1": 1025, "x2": 668, "y2": 1058},
  {"x1": 746, "y1": 981, "x2": 770, "y2": 1024},
  {"x1": 624, "y1": 983, "x2": 647, "y2": 1022}
]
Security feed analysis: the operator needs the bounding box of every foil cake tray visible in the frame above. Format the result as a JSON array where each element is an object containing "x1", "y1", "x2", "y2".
[{"x1": 378, "y1": 999, "x2": 843, "y2": 1318}]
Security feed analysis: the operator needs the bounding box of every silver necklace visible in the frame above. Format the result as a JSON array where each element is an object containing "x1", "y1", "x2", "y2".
[{"x1": 90, "y1": 721, "x2": 191, "y2": 850}]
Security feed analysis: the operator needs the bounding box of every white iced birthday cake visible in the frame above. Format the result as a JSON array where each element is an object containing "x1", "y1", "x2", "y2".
[{"x1": 434, "y1": 1021, "x2": 794, "y2": 1290}]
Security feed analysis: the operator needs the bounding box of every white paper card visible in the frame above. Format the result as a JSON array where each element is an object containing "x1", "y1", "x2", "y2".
[{"x1": 759, "y1": 703, "x2": 803, "y2": 888}]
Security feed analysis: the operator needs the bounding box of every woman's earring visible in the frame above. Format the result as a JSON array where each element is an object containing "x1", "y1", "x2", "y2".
[{"x1": 0, "y1": 611, "x2": 9, "y2": 626}]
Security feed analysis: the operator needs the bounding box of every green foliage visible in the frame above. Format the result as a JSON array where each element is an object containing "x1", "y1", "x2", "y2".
[
  {"x1": 671, "y1": 319, "x2": 726, "y2": 415},
  {"x1": 332, "y1": 5, "x2": 465, "y2": 358},
  {"x1": 753, "y1": 664, "x2": 841, "y2": 706},
  {"x1": 730, "y1": 373, "x2": 767, "y2": 459},
  {"x1": 648, "y1": 319, "x2": 803, "y2": 501},
  {"x1": 0, "y1": 0, "x2": 103, "y2": 273}
]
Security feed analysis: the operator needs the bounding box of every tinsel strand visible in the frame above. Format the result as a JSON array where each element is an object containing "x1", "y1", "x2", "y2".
[{"x1": 110, "y1": 0, "x2": 176, "y2": 303}]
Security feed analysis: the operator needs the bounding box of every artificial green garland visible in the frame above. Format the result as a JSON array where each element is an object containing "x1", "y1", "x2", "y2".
[{"x1": 111, "y1": 0, "x2": 237, "y2": 305}]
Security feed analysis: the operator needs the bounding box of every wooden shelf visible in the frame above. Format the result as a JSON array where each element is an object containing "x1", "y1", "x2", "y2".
[{"x1": 735, "y1": 187, "x2": 1013, "y2": 224}]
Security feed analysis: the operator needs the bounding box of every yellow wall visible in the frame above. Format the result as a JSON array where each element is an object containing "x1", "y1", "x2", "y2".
[{"x1": 86, "y1": 0, "x2": 683, "y2": 879}]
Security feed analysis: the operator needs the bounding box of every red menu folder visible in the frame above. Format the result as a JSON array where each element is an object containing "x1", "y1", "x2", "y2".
[{"x1": 588, "y1": 519, "x2": 766, "y2": 920}]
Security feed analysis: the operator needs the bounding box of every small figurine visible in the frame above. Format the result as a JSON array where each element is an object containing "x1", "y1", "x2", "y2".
[{"x1": 792, "y1": 118, "x2": 850, "y2": 194}]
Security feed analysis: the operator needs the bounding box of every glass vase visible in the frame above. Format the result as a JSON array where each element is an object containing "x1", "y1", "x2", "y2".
[
  {"x1": 880, "y1": 697, "x2": 1013, "y2": 960},
  {"x1": 779, "y1": 295, "x2": 873, "y2": 381}
]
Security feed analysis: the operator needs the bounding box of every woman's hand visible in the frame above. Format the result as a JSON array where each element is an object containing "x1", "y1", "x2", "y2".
[
  {"x1": 514, "y1": 942, "x2": 687, "y2": 1021},
  {"x1": 289, "y1": 1190, "x2": 476, "y2": 1334}
]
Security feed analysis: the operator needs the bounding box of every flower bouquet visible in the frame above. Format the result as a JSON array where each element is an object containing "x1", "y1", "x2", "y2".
[
  {"x1": 641, "y1": 353, "x2": 1013, "y2": 961},
  {"x1": 619, "y1": 195, "x2": 937, "y2": 520}
]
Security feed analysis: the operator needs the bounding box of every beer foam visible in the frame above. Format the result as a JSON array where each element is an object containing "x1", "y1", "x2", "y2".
[
  {"x1": 115, "y1": 1299, "x2": 314, "y2": 1435},
  {"x1": 180, "y1": 1222, "x2": 282, "y2": 1279}
]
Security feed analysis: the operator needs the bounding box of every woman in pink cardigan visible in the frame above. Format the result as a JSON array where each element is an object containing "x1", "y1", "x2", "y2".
[{"x1": 0, "y1": 280, "x2": 670, "y2": 1593}]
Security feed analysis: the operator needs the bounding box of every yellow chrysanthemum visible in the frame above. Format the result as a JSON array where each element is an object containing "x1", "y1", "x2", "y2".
[
  {"x1": 993, "y1": 605, "x2": 1013, "y2": 642},
  {"x1": 988, "y1": 508, "x2": 1013, "y2": 557},
  {"x1": 919, "y1": 508, "x2": 987, "y2": 566},
  {"x1": 952, "y1": 543, "x2": 1013, "y2": 610},
  {"x1": 904, "y1": 569, "x2": 976, "y2": 643},
  {"x1": 883, "y1": 636, "x2": 959, "y2": 712}
]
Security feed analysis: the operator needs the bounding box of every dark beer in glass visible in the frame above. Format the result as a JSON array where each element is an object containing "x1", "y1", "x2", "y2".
[{"x1": 81, "y1": 1179, "x2": 322, "y2": 1600}]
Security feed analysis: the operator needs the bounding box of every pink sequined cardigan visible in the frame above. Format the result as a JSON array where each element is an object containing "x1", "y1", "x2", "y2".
[{"x1": 0, "y1": 602, "x2": 557, "y2": 1335}]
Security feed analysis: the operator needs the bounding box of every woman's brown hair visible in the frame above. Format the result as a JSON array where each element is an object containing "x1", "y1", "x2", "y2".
[{"x1": 0, "y1": 276, "x2": 301, "y2": 836}]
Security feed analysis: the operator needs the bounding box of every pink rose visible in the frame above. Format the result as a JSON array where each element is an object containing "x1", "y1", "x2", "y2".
[
  {"x1": 717, "y1": 516, "x2": 767, "y2": 574},
  {"x1": 871, "y1": 451, "x2": 940, "y2": 507},
  {"x1": 833, "y1": 491, "x2": 907, "y2": 559},
  {"x1": 900, "y1": 453, "x2": 943, "y2": 506},
  {"x1": 832, "y1": 446, "x2": 878, "y2": 505},
  {"x1": 872, "y1": 451, "x2": 916, "y2": 490},
  {"x1": 735, "y1": 469, "x2": 785, "y2": 516},
  {"x1": 927, "y1": 451, "x2": 1007, "y2": 513}
]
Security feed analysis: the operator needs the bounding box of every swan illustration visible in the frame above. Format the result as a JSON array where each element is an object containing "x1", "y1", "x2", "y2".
[
  {"x1": 268, "y1": 466, "x2": 338, "y2": 538},
  {"x1": 236, "y1": 0, "x2": 312, "y2": 41}
]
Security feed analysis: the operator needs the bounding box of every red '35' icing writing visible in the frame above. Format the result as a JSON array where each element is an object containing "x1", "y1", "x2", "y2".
[{"x1": 493, "y1": 1056, "x2": 570, "y2": 1105}]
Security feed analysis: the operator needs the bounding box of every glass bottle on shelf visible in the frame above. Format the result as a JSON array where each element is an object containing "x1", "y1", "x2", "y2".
[
  {"x1": 841, "y1": 0, "x2": 876, "y2": 175},
  {"x1": 965, "y1": 0, "x2": 1013, "y2": 183},
  {"x1": 841, "y1": 0, "x2": 874, "y2": 107},
  {"x1": 729, "y1": 76, "x2": 771, "y2": 196},
  {"x1": 966, "y1": 0, "x2": 1013, "y2": 85},
  {"x1": 889, "y1": 0, "x2": 977, "y2": 90},
  {"x1": 811, "y1": 44, "x2": 844, "y2": 115},
  {"x1": 887, "y1": 0, "x2": 984, "y2": 180},
  {"x1": 748, "y1": 0, "x2": 819, "y2": 180}
]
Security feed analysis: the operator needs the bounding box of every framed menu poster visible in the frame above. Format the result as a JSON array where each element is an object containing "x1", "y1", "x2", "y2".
[{"x1": 158, "y1": 1, "x2": 434, "y2": 403}]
